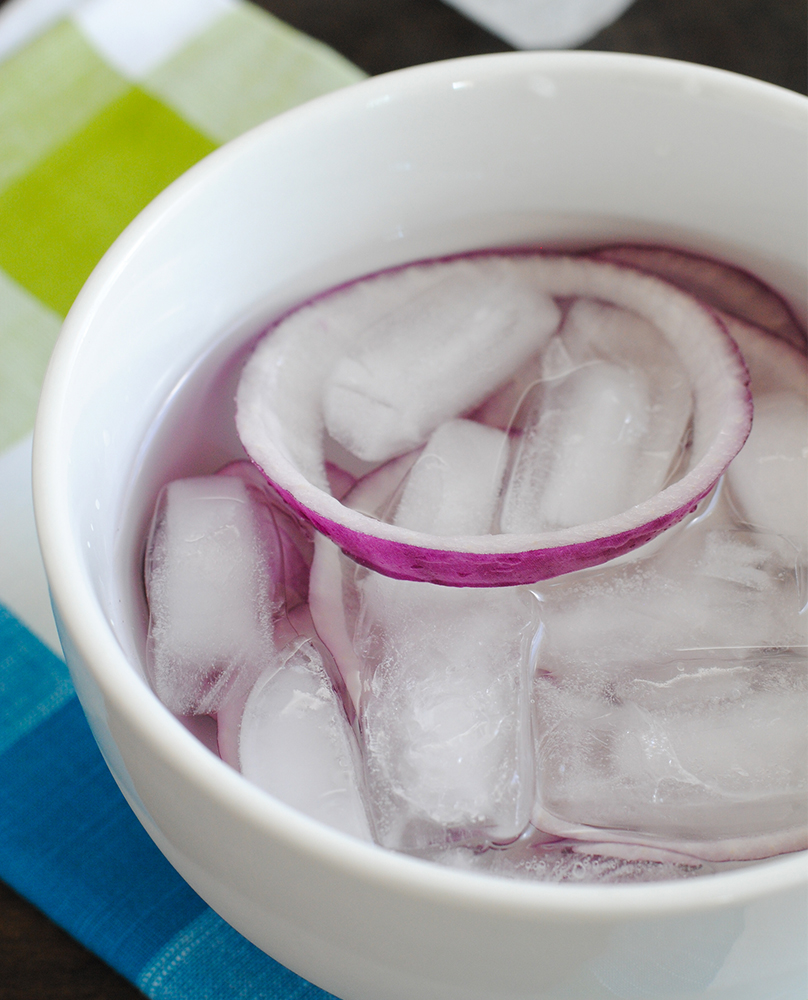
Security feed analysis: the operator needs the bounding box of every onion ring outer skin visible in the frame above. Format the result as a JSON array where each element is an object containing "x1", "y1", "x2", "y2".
[{"x1": 237, "y1": 253, "x2": 754, "y2": 587}]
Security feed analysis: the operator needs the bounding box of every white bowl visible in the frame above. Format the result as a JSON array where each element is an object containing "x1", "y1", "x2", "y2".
[{"x1": 33, "y1": 52, "x2": 808, "y2": 1000}]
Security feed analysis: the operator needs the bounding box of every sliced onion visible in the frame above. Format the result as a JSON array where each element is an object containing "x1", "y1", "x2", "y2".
[
  {"x1": 719, "y1": 313, "x2": 808, "y2": 398},
  {"x1": 592, "y1": 244, "x2": 807, "y2": 352},
  {"x1": 717, "y1": 318, "x2": 808, "y2": 550},
  {"x1": 237, "y1": 253, "x2": 752, "y2": 587}
]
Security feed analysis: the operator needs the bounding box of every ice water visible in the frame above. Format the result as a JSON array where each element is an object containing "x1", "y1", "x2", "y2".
[{"x1": 130, "y1": 242, "x2": 807, "y2": 884}]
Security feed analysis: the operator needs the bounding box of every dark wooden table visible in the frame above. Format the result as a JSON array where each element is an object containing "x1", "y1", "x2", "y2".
[{"x1": 0, "y1": 1, "x2": 804, "y2": 997}]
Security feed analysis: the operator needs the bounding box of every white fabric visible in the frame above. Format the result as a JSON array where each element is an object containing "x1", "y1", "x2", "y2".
[
  {"x1": 72, "y1": 0, "x2": 237, "y2": 78},
  {"x1": 0, "y1": 434, "x2": 62, "y2": 654},
  {"x1": 0, "y1": 0, "x2": 83, "y2": 60},
  {"x1": 443, "y1": 0, "x2": 635, "y2": 49}
]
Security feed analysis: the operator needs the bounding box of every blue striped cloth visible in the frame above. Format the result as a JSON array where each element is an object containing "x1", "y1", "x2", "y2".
[{"x1": 0, "y1": 601, "x2": 336, "y2": 996}]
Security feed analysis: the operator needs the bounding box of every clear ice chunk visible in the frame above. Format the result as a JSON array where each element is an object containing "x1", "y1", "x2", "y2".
[
  {"x1": 323, "y1": 258, "x2": 560, "y2": 462},
  {"x1": 358, "y1": 579, "x2": 538, "y2": 850},
  {"x1": 501, "y1": 359, "x2": 651, "y2": 532},
  {"x1": 532, "y1": 653, "x2": 807, "y2": 858},
  {"x1": 532, "y1": 505, "x2": 806, "y2": 672},
  {"x1": 530, "y1": 499, "x2": 808, "y2": 860},
  {"x1": 350, "y1": 419, "x2": 537, "y2": 850},
  {"x1": 145, "y1": 475, "x2": 282, "y2": 715},
  {"x1": 499, "y1": 299, "x2": 693, "y2": 534},
  {"x1": 238, "y1": 639, "x2": 373, "y2": 841},
  {"x1": 390, "y1": 418, "x2": 507, "y2": 535}
]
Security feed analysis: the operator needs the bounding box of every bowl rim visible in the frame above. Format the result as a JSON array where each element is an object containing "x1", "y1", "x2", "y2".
[{"x1": 33, "y1": 48, "x2": 808, "y2": 921}]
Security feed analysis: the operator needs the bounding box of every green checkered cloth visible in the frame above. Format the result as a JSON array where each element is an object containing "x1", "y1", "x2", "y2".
[{"x1": 0, "y1": 0, "x2": 364, "y2": 453}]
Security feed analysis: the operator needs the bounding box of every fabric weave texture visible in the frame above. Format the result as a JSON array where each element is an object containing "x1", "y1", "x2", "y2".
[{"x1": 0, "y1": 1, "x2": 363, "y2": 995}]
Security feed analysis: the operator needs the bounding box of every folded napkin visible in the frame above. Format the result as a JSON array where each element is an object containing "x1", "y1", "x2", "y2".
[
  {"x1": 441, "y1": 0, "x2": 635, "y2": 48},
  {"x1": 0, "y1": 0, "x2": 364, "y2": 995}
]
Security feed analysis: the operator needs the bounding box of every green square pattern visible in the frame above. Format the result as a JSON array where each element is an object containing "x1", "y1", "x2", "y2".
[
  {"x1": 0, "y1": 20, "x2": 128, "y2": 194},
  {"x1": 0, "y1": 269, "x2": 62, "y2": 452},
  {"x1": 0, "y1": 87, "x2": 217, "y2": 317},
  {"x1": 145, "y1": 4, "x2": 365, "y2": 143},
  {"x1": 0, "y1": 5, "x2": 364, "y2": 450}
]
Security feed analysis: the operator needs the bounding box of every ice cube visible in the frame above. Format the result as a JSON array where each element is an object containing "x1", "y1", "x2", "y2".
[
  {"x1": 237, "y1": 639, "x2": 372, "y2": 841},
  {"x1": 218, "y1": 460, "x2": 313, "y2": 609},
  {"x1": 500, "y1": 360, "x2": 652, "y2": 532},
  {"x1": 533, "y1": 501, "x2": 806, "y2": 674},
  {"x1": 349, "y1": 417, "x2": 536, "y2": 850},
  {"x1": 532, "y1": 651, "x2": 807, "y2": 859},
  {"x1": 308, "y1": 533, "x2": 368, "y2": 712},
  {"x1": 359, "y1": 580, "x2": 538, "y2": 850},
  {"x1": 499, "y1": 299, "x2": 693, "y2": 534},
  {"x1": 323, "y1": 258, "x2": 560, "y2": 462},
  {"x1": 529, "y1": 503, "x2": 808, "y2": 860},
  {"x1": 470, "y1": 345, "x2": 545, "y2": 430},
  {"x1": 309, "y1": 419, "x2": 511, "y2": 712},
  {"x1": 390, "y1": 418, "x2": 507, "y2": 535},
  {"x1": 562, "y1": 299, "x2": 692, "y2": 476},
  {"x1": 145, "y1": 476, "x2": 282, "y2": 715}
]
